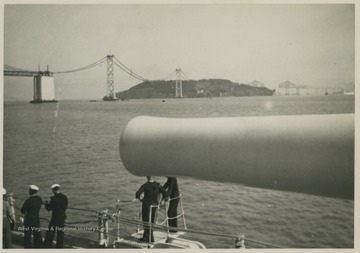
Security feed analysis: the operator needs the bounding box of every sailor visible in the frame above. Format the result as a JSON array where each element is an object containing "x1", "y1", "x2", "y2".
[
  {"x1": 163, "y1": 177, "x2": 180, "y2": 233},
  {"x1": 136, "y1": 176, "x2": 167, "y2": 243},
  {"x1": 43, "y1": 183, "x2": 68, "y2": 248},
  {"x1": 3, "y1": 188, "x2": 15, "y2": 248},
  {"x1": 21, "y1": 185, "x2": 43, "y2": 248}
]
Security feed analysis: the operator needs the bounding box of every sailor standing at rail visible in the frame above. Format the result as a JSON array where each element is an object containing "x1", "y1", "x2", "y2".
[
  {"x1": 163, "y1": 177, "x2": 180, "y2": 233},
  {"x1": 21, "y1": 185, "x2": 43, "y2": 248},
  {"x1": 43, "y1": 184, "x2": 68, "y2": 248},
  {"x1": 136, "y1": 176, "x2": 168, "y2": 243},
  {"x1": 3, "y1": 188, "x2": 16, "y2": 248}
]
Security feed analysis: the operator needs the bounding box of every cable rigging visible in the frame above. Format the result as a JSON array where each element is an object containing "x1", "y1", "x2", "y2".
[
  {"x1": 153, "y1": 70, "x2": 177, "y2": 81},
  {"x1": 53, "y1": 57, "x2": 107, "y2": 74},
  {"x1": 4, "y1": 55, "x2": 190, "y2": 83},
  {"x1": 113, "y1": 56, "x2": 148, "y2": 82},
  {"x1": 4, "y1": 65, "x2": 35, "y2": 72},
  {"x1": 180, "y1": 69, "x2": 190, "y2": 81},
  {"x1": 10, "y1": 194, "x2": 282, "y2": 248},
  {"x1": 147, "y1": 68, "x2": 190, "y2": 82}
]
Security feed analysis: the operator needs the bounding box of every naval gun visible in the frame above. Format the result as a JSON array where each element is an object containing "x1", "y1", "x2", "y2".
[{"x1": 119, "y1": 114, "x2": 354, "y2": 200}]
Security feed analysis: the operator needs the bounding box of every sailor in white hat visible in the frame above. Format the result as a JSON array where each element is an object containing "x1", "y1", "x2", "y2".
[
  {"x1": 29, "y1": 185, "x2": 39, "y2": 191},
  {"x1": 51, "y1": 184, "x2": 60, "y2": 189},
  {"x1": 44, "y1": 183, "x2": 68, "y2": 248},
  {"x1": 21, "y1": 184, "x2": 43, "y2": 248}
]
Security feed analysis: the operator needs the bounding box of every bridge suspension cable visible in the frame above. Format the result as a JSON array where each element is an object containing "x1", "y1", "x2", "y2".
[
  {"x1": 155, "y1": 70, "x2": 177, "y2": 81},
  {"x1": 4, "y1": 65, "x2": 36, "y2": 72},
  {"x1": 156, "y1": 68, "x2": 189, "y2": 82},
  {"x1": 180, "y1": 69, "x2": 190, "y2": 81},
  {"x1": 150, "y1": 68, "x2": 190, "y2": 82},
  {"x1": 113, "y1": 56, "x2": 148, "y2": 82},
  {"x1": 113, "y1": 61, "x2": 147, "y2": 82},
  {"x1": 52, "y1": 57, "x2": 107, "y2": 74},
  {"x1": 4, "y1": 56, "x2": 190, "y2": 82}
]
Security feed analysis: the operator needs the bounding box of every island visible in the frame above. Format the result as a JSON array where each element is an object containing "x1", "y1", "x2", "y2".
[{"x1": 116, "y1": 79, "x2": 275, "y2": 99}]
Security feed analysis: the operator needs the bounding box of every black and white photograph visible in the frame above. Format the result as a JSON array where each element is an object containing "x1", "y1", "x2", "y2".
[{"x1": 1, "y1": 0, "x2": 357, "y2": 250}]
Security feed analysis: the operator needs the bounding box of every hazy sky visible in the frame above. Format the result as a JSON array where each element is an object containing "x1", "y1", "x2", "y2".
[{"x1": 3, "y1": 3, "x2": 355, "y2": 100}]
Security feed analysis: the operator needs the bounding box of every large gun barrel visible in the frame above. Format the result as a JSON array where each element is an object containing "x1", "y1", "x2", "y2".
[{"x1": 120, "y1": 114, "x2": 354, "y2": 199}]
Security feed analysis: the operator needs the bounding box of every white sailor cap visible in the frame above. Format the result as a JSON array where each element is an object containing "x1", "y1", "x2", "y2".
[
  {"x1": 51, "y1": 184, "x2": 60, "y2": 189},
  {"x1": 2, "y1": 188, "x2": 6, "y2": 195},
  {"x1": 29, "y1": 185, "x2": 39, "y2": 191}
]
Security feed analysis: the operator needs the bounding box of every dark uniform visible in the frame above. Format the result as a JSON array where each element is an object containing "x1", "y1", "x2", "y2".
[
  {"x1": 43, "y1": 192, "x2": 68, "y2": 248},
  {"x1": 21, "y1": 194, "x2": 43, "y2": 248},
  {"x1": 163, "y1": 177, "x2": 180, "y2": 232},
  {"x1": 136, "y1": 180, "x2": 167, "y2": 242}
]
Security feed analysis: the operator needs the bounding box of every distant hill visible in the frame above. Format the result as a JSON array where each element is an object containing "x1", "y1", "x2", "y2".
[
  {"x1": 248, "y1": 80, "x2": 265, "y2": 87},
  {"x1": 116, "y1": 79, "x2": 275, "y2": 99}
]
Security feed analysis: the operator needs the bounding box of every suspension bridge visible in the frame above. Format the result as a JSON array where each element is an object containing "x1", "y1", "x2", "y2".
[{"x1": 4, "y1": 54, "x2": 190, "y2": 103}]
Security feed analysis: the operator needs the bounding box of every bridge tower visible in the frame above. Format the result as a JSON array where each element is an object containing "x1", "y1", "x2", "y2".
[
  {"x1": 31, "y1": 66, "x2": 57, "y2": 103},
  {"x1": 175, "y1": 68, "x2": 183, "y2": 98},
  {"x1": 104, "y1": 54, "x2": 118, "y2": 101},
  {"x1": 4, "y1": 66, "x2": 57, "y2": 103},
  {"x1": 32, "y1": 73, "x2": 57, "y2": 103}
]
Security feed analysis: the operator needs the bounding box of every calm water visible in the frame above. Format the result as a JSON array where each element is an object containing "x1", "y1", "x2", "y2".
[{"x1": 3, "y1": 95, "x2": 354, "y2": 248}]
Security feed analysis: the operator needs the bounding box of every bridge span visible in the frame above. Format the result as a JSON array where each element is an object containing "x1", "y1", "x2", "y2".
[{"x1": 4, "y1": 54, "x2": 189, "y2": 103}]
